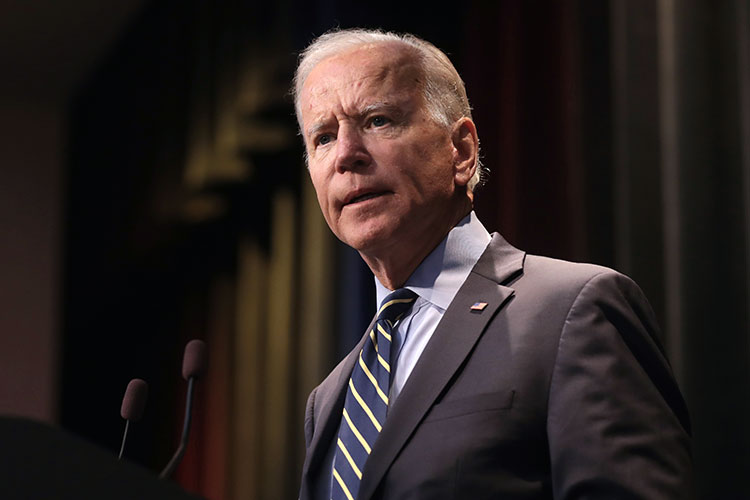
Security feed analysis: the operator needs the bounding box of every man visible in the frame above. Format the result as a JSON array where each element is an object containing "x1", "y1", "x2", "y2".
[{"x1": 294, "y1": 28, "x2": 692, "y2": 500}]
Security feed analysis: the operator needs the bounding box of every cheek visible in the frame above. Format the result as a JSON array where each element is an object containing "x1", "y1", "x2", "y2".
[
  {"x1": 398, "y1": 132, "x2": 453, "y2": 174},
  {"x1": 399, "y1": 149, "x2": 455, "y2": 195},
  {"x1": 309, "y1": 172, "x2": 330, "y2": 213}
]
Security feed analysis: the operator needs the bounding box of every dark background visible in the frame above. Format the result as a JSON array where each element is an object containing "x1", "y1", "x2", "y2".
[{"x1": 2, "y1": 1, "x2": 748, "y2": 499}]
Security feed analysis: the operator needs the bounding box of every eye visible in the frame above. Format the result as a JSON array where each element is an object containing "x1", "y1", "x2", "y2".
[
  {"x1": 316, "y1": 133, "x2": 333, "y2": 146},
  {"x1": 370, "y1": 115, "x2": 390, "y2": 127}
]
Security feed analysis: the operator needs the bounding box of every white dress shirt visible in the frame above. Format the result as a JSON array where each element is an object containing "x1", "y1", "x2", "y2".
[{"x1": 374, "y1": 211, "x2": 492, "y2": 405}]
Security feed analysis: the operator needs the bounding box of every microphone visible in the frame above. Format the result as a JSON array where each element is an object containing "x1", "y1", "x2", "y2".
[
  {"x1": 118, "y1": 378, "x2": 148, "y2": 460},
  {"x1": 182, "y1": 338, "x2": 208, "y2": 380},
  {"x1": 159, "y1": 339, "x2": 207, "y2": 479}
]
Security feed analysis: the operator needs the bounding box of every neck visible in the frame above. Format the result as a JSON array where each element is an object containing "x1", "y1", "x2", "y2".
[{"x1": 361, "y1": 204, "x2": 472, "y2": 290}]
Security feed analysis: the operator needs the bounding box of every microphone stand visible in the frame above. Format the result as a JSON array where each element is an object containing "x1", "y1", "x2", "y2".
[
  {"x1": 159, "y1": 377, "x2": 196, "y2": 479},
  {"x1": 118, "y1": 420, "x2": 131, "y2": 460}
]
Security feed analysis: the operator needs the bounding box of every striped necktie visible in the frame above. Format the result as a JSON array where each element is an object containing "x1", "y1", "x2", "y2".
[{"x1": 331, "y1": 288, "x2": 418, "y2": 500}]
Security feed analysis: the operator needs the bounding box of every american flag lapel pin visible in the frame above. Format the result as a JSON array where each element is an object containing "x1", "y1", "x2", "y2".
[{"x1": 470, "y1": 301, "x2": 488, "y2": 312}]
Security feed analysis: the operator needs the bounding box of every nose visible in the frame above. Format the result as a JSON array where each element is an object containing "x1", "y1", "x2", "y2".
[{"x1": 334, "y1": 125, "x2": 371, "y2": 172}]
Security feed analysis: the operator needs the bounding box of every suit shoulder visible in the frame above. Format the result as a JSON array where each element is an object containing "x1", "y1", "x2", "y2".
[
  {"x1": 523, "y1": 254, "x2": 620, "y2": 284},
  {"x1": 512, "y1": 254, "x2": 649, "y2": 315}
]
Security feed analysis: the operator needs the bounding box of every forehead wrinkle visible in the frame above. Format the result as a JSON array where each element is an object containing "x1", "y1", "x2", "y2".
[
  {"x1": 318, "y1": 50, "x2": 418, "y2": 98},
  {"x1": 301, "y1": 46, "x2": 423, "y2": 136},
  {"x1": 304, "y1": 78, "x2": 408, "y2": 123}
]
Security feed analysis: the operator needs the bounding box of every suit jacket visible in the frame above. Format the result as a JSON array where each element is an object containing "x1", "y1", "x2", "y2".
[{"x1": 299, "y1": 234, "x2": 693, "y2": 499}]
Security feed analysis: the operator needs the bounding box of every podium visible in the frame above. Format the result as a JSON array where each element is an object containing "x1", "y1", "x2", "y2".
[{"x1": 0, "y1": 416, "x2": 204, "y2": 499}]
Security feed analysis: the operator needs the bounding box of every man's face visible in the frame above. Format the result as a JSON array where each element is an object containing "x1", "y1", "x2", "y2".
[{"x1": 299, "y1": 44, "x2": 461, "y2": 259}]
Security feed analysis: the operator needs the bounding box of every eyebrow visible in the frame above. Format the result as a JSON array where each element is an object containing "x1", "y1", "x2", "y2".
[
  {"x1": 361, "y1": 102, "x2": 400, "y2": 115},
  {"x1": 305, "y1": 121, "x2": 329, "y2": 141},
  {"x1": 304, "y1": 101, "x2": 408, "y2": 140},
  {"x1": 362, "y1": 102, "x2": 410, "y2": 123}
]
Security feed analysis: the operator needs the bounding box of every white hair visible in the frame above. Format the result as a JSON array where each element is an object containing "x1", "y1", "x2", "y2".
[{"x1": 293, "y1": 28, "x2": 487, "y2": 190}]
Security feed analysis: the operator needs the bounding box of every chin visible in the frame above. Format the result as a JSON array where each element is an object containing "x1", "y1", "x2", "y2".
[{"x1": 338, "y1": 222, "x2": 398, "y2": 255}]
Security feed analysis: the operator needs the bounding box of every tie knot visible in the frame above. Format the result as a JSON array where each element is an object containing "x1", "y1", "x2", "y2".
[{"x1": 377, "y1": 288, "x2": 418, "y2": 324}]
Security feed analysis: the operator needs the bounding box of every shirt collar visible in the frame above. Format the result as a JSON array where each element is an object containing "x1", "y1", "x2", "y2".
[{"x1": 375, "y1": 211, "x2": 491, "y2": 311}]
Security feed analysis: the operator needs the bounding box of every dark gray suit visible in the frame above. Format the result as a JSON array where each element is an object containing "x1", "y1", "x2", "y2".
[{"x1": 299, "y1": 234, "x2": 693, "y2": 499}]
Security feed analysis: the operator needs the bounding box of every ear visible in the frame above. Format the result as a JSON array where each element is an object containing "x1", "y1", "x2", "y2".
[{"x1": 451, "y1": 118, "x2": 479, "y2": 188}]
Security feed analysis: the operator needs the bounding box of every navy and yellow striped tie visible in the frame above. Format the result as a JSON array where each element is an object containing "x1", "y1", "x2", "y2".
[{"x1": 331, "y1": 288, "x2": 417, "y2": 500}]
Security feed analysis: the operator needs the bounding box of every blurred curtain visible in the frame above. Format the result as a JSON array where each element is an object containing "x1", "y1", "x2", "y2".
[
  {"x1": 63, "y1": 1, "x2": 749, "y2": 499},
  {"x1": 465, "y1": 2, "x2": 750, "y2": 497},
  {"x1": 167, "y1": 3, "x2": 336, "y2": 499},
  {"x1": 63, "y1": 1, "x2": 336, "y2": 499}
]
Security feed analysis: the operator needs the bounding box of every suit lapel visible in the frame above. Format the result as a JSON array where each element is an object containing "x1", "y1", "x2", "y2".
[
  {"x1": 357, "y1": 234, "x2": 524, "y2": 500},
  {"x1": 300, "y1": 318, "x2": 376, "y2": 497}
]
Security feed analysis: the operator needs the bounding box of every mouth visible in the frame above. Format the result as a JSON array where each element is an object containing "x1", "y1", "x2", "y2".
[{"x1": 343, "y1": 190, "x2": 388, "y2": 206}]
